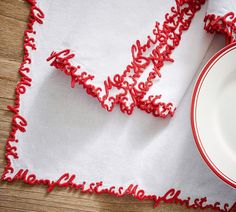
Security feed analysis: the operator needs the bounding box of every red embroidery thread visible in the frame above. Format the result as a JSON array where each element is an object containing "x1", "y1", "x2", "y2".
[
  {"x1": 6, "y1": 169, "x2": 235, "y2": 212},
  {"x1": 2, "y1": 0, "x2": 235, "y2": 211},
  {"x1": 204, "y1": 12, "x2": 236, "y2": 45},
  {"x1": 2, "y1": 0, "x2": 45, "y2": 180},
  {"x1": 47, "y1": 0, "x2": 207, "y2": 118}
]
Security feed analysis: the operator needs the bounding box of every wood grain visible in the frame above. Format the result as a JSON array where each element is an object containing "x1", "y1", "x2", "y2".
[{"x1": 0, "y1": 0, "x2": 214, "y2": 211}]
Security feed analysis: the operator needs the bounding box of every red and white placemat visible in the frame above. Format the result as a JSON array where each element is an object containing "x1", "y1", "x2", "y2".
[{"x1": 2, "y1": 0, "x2": 236, "y2": 210}]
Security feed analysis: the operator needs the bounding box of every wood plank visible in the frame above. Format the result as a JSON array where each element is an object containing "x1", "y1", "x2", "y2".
[
  {"x1": 0, "y1": 205, "x2": 37, "y2": 212},
  {"x1": 0, "y1": 58, "x2": 20, "y2": 82},
  {"x1": 0, "y1": 0, "x2": 29, "y2": 22},
  {"x1": 0, "y1": 98, "x2": 14, "y2": 111},
  {"x1": 0, "y1": 110, "x2": 12, "y2": 123},
  {"x1": 0, "y1": 129, "x2": 9, "y2": 138},
  {"x1": 0, "y1": 79, "x2": 16, "y2": 99},
  {"x1": 0, "y1": 119, "x2": 12, "y2": 132},
  {"x1": 0, "y1": 15, "x2": 27, "y2": 62}
]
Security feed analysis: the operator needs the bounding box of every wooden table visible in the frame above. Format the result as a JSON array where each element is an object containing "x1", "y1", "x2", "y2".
[{"x1": 0, "y1": 1, "x2": 213, "y2": 211}]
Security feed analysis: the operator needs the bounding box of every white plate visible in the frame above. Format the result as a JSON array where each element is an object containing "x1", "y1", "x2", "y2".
[{"x1": 191, "y1": 42, "x2": 236, "y2": 188}]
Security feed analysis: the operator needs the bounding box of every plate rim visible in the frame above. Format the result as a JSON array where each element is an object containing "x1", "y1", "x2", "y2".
[{"x1": 191, "y1": 41, "x2": 236, "y2": 189}]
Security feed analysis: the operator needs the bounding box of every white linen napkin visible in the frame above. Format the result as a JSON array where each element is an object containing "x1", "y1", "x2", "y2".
[
  {"x1": 2, "y1": 0, "x2": 236, "y2": 210},
  {"x1": 204, "y1": 0, "x2": 236, "y2": 44}
]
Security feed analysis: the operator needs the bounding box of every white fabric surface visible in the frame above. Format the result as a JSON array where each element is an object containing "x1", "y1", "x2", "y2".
[
  {"x1": 5, "y1": 0, "x2": 236, "y2": 209},
  {"x1": 207, "y1": 0, "x2": 236, "y2": 16}
]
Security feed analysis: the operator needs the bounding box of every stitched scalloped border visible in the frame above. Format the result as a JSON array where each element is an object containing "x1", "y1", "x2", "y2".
[
  {"x1": 45, "y1": 0, "x2": 207, "y2": 119},
  {"x1": 1, "y1": 0, "x2": 236, "y2": 211},
  {"x1": 47, "y1": 49, "x2": 175, "y2": 118},
  {"x1": 204, "y1": 12, "x2": 236, "y2": 45}
]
